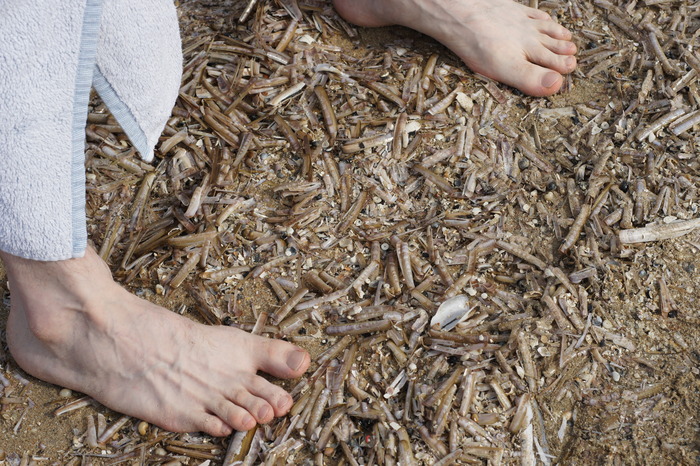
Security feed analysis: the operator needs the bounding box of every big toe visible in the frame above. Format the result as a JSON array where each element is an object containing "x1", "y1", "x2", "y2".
[
  {"x1": 252, "y1": 336, "x2": 311, "y2": 379},
  {"x1": 511, "y1": 65, "x2": 564, "y2": 97}
]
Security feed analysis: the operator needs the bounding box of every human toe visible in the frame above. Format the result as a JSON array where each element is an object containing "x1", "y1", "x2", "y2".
[
  {"x1": 564, "y1": 55, "x2": 577, "y2": 72},
  {"x1": 542, "y1": 36, "x2": 577, "y2": 56},
  {"x1": 254, "y1": 337, "x2": 311, "y2": 379},
  {"x1": 253, "y1": 400, "x2": 274, "y2": 424},
  {"x1": 237, "y1": 392, "x2": 275, "y2": 424},
  {"x1": 510, "y1": 65, "x2": 563, "y2": 97},
  {"x1": 540, "y1": 71, "x2": 562, "y2": 90},
  {"x1": 247, "y1": 375, "x2": 294, "y2": 416},
  {"x1": 537, "y1": 20, "x2": 573, "y2": 40},
  {"x1": 195, "y1": 413, "x2": 235, "y2": 437},
  {"x1": 528, "y1": 45, "x2": 577, "y2": 75},
  {"x1": 213, "y1": 400, "x2": 257, "y2": 431},
  {"x1": 525, "y1": 7, "x2": 551, "y2": 21}
]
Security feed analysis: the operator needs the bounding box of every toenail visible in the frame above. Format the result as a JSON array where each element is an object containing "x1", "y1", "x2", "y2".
[
  {"x1": 258, "y1": 405, "x2": 271, "y2": 420},
  {"x1": 277, "y1": 396, "x2": 292, "y2": 411},
  {"x1": 541, "y1": 72, "x2": 560, "y2": 89},
  {"x1": 286, "y1": 350, "x2": 307, "y2": 371},
  {"x1": 565, "y1": 56, "x2": 575, "y2": 68}
]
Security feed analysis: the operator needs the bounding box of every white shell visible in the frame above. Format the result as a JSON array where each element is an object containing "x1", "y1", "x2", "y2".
[
  {"x1": 405, "y1": 120, "x2": 422, "y2": 134},
  {"x1": 430, "y1": 295, "x2": 474, "y2": 331}
]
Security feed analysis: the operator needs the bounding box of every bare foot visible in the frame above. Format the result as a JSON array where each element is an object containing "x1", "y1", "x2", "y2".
[
  {"x1": 333, "y1": 0, "x2": 577, "y2": 96},
  {"x1": 1, "y1": 247, "x2": 310, "y2": 436}
]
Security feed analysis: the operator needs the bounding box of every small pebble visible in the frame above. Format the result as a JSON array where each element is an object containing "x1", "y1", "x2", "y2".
[
  {"x1": 155, "y1": 447, "x2": 167, "y2": 456},
  {"x1": 59, "y1": 388, "x2": 73, "y2": 398},
  {"x1": 611, "y1": 371, "x2": 621, "y2": 382}
]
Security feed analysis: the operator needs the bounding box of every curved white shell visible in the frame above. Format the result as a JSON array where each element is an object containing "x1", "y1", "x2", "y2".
[{"x1": 430, "y1": 295, "x2": 474, "y2": 331}]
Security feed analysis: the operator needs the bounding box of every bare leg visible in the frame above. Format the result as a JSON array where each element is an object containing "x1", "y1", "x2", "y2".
[
  {"x1": 333, "y1": 0, "x2": 577, "y2": 97},
  {"x1": 2, "y1": 247, "x2": 310, "y2": 436}
]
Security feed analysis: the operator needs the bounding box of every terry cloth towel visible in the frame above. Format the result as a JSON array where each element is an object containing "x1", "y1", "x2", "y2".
[{"x1": 0, "y1": 0, "x2": 182, "y2": 261}]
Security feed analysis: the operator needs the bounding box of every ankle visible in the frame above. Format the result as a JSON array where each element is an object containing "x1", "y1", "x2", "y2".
[{"x1": 3, "y1": 251, "x2": 112, "y2": 343}]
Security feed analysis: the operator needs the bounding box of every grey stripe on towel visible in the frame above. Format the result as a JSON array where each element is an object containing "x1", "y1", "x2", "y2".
[{"x1": 0, "y1": 0, "x2": 181, "y2": 261}]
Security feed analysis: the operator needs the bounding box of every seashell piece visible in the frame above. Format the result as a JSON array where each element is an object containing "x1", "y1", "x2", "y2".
[{"x1": 431, "y1": 295, "x2": 474, "y2": 331}]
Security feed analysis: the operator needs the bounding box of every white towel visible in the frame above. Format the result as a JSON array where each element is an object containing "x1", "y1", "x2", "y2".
[{"x1": 0, "y1": 0, "x2": 182, "y2": 261}]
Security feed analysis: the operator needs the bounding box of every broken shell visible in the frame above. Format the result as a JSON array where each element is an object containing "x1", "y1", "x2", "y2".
[{"x1": 430, "y1": 295, "x2": 474, "y2": 331}]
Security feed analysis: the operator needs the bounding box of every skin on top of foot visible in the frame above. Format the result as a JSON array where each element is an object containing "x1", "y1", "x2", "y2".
[
  {"x1": 332, "y1": 0, "x2": 578, "y2": 97},
  {"x1": 2, "y1": 247, "x2": 310, "y2": 436}
]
